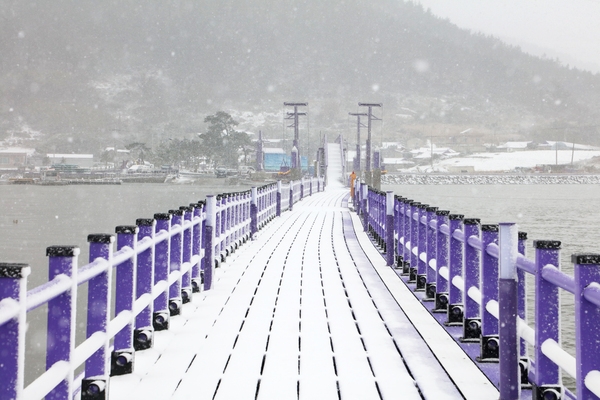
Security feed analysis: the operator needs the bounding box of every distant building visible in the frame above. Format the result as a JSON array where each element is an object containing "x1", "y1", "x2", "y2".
[
  {"x1": 0, "y1": 148, "x2": 35, "y2": 169},
  {"x1": 47, "y1": 153, "x2": 94, "y2": 168}
]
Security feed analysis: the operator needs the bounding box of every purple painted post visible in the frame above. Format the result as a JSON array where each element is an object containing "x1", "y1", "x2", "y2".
[
  {"x1": 386, "y1": 191, "x2": 395, "y2": 266},
  {"x1": 394, "y1": 196, "x2": 403, "y2": 269},
  {"x1": 112, "y1": 226, "x2": 138, "y2": 376},
  {"x1": 191, "y1": 203, "x2": 203, "y2": 293},
  {"x1": 0, "y1": 263, "x2": 29, "y2": 400},
  {"x1": 362, "y1": 183, "x2": 369, "y2": 232},
  {"x1": 84, "y1": 234, "x2": 114, "y2": 396},
  {"x1": 134, "y1": 218, "x2": 155, "y2": 350},
  {"x1": 434, "y1": 210, "x2": 450, "y2": 312},
  {"x1": 517, "y1": 232, "x2": 528, "y2": 373},
  {"x1": 153, "y1": 213, "x2": 171, "y2": 331},
  {"x1": 400, "y1": 199, "x2": 412, "y2": 275},
  {"x1": 310, "y1": 177, "x2": 313, "y2": 196},
  {"x1": 532, "y1": 240, "x2": 562, "y2": 397},
  {"x1": 425, "y1": 206, "x2": 438, "y2": 299},
  {"x1": 45, "y1": 245, "x2": 79, "y2": 400},
  {"x1": 447, "y1": 214, "x2": 464, "y2": 325},
  {"x1": 300, "y1": 177, "x2": 304, "y2": 200},
  {"x1": 204, "y1": 195, "x2": 216, "y2": 290},
  {"x1": 251, "y1": 187, "x2": 258, "y2": 239},
  {"x1": 416, "y1": 204, "x2": 429, "y2": 291},
  {"x1": 479, "y1": 224, "x2": 499, "y2": 361},
  {"x1": 572, "y1": 254, "x2": 600, "y2": 400},
  {"x1": 462, "y1": 218, "x2": 481, "y2": 341},
  {"x1": 409, "y1": 202, "x2": 420, "y2": 281},
  {"x1": 168, "y1": 209, "x2": 184, "y2": 316},
  {"x1": 498, "y1": 223, "x2": 520, "y2": 400},
  {"x1": 288, "y1": 180, "x2": 294, "y2": 211},
  {"x1": 180, "y1": 206, "x2": 193, "y2": 303}
]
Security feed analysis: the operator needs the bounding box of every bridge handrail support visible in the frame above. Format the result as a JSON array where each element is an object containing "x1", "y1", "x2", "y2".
[{"x1": 364, "y1": 187, "x2": 600, "y2": 399}]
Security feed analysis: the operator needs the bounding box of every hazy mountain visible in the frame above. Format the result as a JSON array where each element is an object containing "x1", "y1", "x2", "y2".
[{"x1": 2, "y1": 0, "x2": 600, "y2": 154}]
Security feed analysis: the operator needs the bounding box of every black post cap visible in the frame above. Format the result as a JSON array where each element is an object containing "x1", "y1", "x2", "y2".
[
  {"x1": 88, "y1": 234, "x2": 115, "y2": 244},
  {"x1": 436, "y1": 210, "x2": 450, "y2": 216},
  {"x1": 533, "y1": 240, "x2": 561, "y2": 249},
  {"x1": 0, "y1": 263, "x2": 29, "y2": 278},
  {"x1": 136, "y1": 218, "x2": 155, "y2": 226},
  {"x1": 518, "y1": 232, "x2": 528, "y2": 240},
  {"x1": 463, "y1": 218, "x2": 480, "y2": 225},
  {"x1": 46, "y1": 245, "x2": 80, "y2": 257},
  {"x1": 417, "y1": 203, "x2": 429, "y2": 209},
  {"x1": 481, "y1": 224, "x2": 499, "y2": 232},
  {"x1": 449, "y1": 214, "x2": 464, "y2": 220},
  {"x1": 154, "y1": 213, "x2": 171, "y2": 220},
  {"x1": 426, "y1": 206, "x2": 438, "y2": 212},
  {"x1": 116, "y1": 226, "x2": 139, "y2": 234},
  {"x1": 168, "y1": 209, "x2": 184, "y2": 216},
  {"x1": 179, "y1": 206, "x2": 194, "y2": 212},
  {"x1": 572, "y1": 253, "x2": 600, "y2": 264}
]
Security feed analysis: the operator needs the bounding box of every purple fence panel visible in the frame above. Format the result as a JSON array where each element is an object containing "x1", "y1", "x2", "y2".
[
  {"x1": 204, "y1": 195, "x2": 216, "y2": 291},
  {"x1": 84, "y1": 234, "x2": 113, "y2": 396},
  {"x1": 167, "y1": 210, "x2": 183, "y2": 316},
  {"x1": 479, "y1": 224, "x2": 499, "y2": 361},
  {"x1": 0, "y1": 263, "x2": 29, "y2": 400},
  {"x1": 180, "y1": 206, "x2": 193, "y2": 303},
  {"x1": 462, "y1": 219, "x2": 481, "y2": 342},
  {"x1": 135, "y1": 218, "x2": 155, "y2": 350},
  {"x1": 447, "y1": 214, "x2": 464, "y2": 325},
  {"x1": 425, "y1": 206, "x2": 438, "y2": 298},
  {"x1": 386, "y1": 191, "x2": 395, "y2": 266},
  {"x1": 45, "y1": 245, "x2": 79, "y2": 400},
  {"x1": 153, "y1": 213, "x2": 171, "y2": 331},
  {"x1": 113, "y1": 226, "x2": 138, "y2": 376},
  {"x1": 532, "y1": 240, "x2": 562, "y2": 397},
  {"x1": 573, "y1": 254, "x2": 600, "y2": 400},
  {"x1": 434, "y1": 211, "x2": 450, "y2": 312},
  {"x1": 416, "y1": 204, "x2": 429, "y2": 291}
]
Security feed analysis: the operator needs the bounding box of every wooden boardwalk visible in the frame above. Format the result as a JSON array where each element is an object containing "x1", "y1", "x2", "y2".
[{"x1": 109, "y1": 147, "x2": 499, "y2": 400}]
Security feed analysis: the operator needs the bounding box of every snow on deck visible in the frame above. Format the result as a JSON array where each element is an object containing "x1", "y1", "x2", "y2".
[{"x1": 109, "y1": 144, "x2": 499, "y2": 400}]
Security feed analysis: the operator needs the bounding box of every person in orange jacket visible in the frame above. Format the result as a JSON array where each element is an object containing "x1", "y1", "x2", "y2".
[{"x1": 349, "y1": 170, "x2": 357, "y2": 199}]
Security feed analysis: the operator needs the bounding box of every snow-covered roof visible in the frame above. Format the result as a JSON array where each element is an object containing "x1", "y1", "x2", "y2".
[
  {"x1": 497, "y1": 141, "x2": 531, "y2": 149},
  {"x1": 47, "y1": 153, "x2": 94, "y2": 159},
  {"x1": 263, "y1": 147, "x2": 285, "y2": 154},
  {"x1": 0, "y1": 147, "x2": 36, "y2": 155}
]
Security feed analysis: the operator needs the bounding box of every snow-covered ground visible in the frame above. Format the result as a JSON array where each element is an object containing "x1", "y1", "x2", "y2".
[{"x1": 431, "y1": 150, "x2": 600, "y2": 172}]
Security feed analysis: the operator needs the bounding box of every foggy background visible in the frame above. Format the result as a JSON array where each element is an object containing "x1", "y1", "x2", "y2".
[{"x1": 2, "y1": 0, "x2": 600, "y2": 157}]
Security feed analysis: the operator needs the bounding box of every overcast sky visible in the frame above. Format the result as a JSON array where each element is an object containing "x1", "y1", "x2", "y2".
[{"x1": 413, "y1": 0, "x2": 600, "y2": 73}]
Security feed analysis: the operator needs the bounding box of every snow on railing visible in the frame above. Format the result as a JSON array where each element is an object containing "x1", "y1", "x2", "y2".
[
  {"x1": 354, "y1": 181, "x2": 600, "y2": 400},
  {"x1": 0, "y1": 177, "x2": 324, "y2": 400}
]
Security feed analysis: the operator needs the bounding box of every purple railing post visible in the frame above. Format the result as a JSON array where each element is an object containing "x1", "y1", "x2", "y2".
[
  {"x1": 400, "y1": 199, "x2": 411, "y2": 275},
  {"x1": 300, "y1": 177, "x2": 304, "y2": 200},
  {"x1": 204, "y1": 195, "x2": 216, "y2": 291},
  {"x1": 45, "y1": 245, "x2": 79, "y2": 400},
  {"x1": 416, "y1": 204, "x2": 429, "y2": 291},
  {"x1": 362, "y1": 183, "x2": 368, "y2": 232},
  {"x1": 447, "y1": 214, "x2": 464, "y2": 325},
  {"x1": 83, "y1": 234, "x2": 114, "y2": 398},
  {"x1": 498, "y1": 223, "x2": 520, "y2": 400},
  {"x1": 251, "y1": 187, "x2": 258, "y2": 239},
  {"x1": 462, "y1": 218, "x2": 481, "y2": 341},
  {"x1": 479, "y1": 224, "x2": 499, "y2": 361},
  {"x1": 168, "y1": 209, "x2": 183, "y2": 316},
  {"x1": 180, "y1": 206, "x2": 193, "y2": 303},
  {"x1": 517, "y1": 231, "x2": 529, "y2": 380},
  {"x1": 289, "y1": 180, "x2": 294, "y2": 211},
  {"x1": 153, "y1": 213, "x2": 171, "y2": 331},
  {"x1": 112, "y1": 226, "x2": 138, "y2": 376},
  {"x1": 191, "y1": 202, "x2": 204, "y2": 293},
  {"x1": 310, "y1": 177, "x2": 313, "y2": 196},
  {"x1": 0, "y1": 263, "x2": 30, "y2": 400},
  {"x1": 434, "y1": 210, "x2": 450, "y2": 312},
  {"x1": 572, "y1": 254, "x2": 600, "y2": 400},
  {"x1": 385, "y1": 191, "x2": 395, "y2": 266},
  {"x1": 134, "y1": 218, "x2": 155, "y2": 350},
  {"x1": 408, "y1": 202, "x2": 420, "y2": 282},
  {"x1": 425, "y1": 206, "x2": 438, "y2": 299},
  {"x1": 532, "y1": 240, "x2": 562, "y2": 397}
]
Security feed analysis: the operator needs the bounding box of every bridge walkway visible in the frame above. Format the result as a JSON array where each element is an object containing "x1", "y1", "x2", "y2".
[{"x1": 109, "y1": 145, "x2": 498, "y2": 399}]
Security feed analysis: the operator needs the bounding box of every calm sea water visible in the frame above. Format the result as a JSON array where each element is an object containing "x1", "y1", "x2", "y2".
[
  {"x1": 0, "y1": 182, "x2": 254, "y2": 384},
  {"x1": 2, "y1": 182, "x2": 595, "y2": 387}
]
